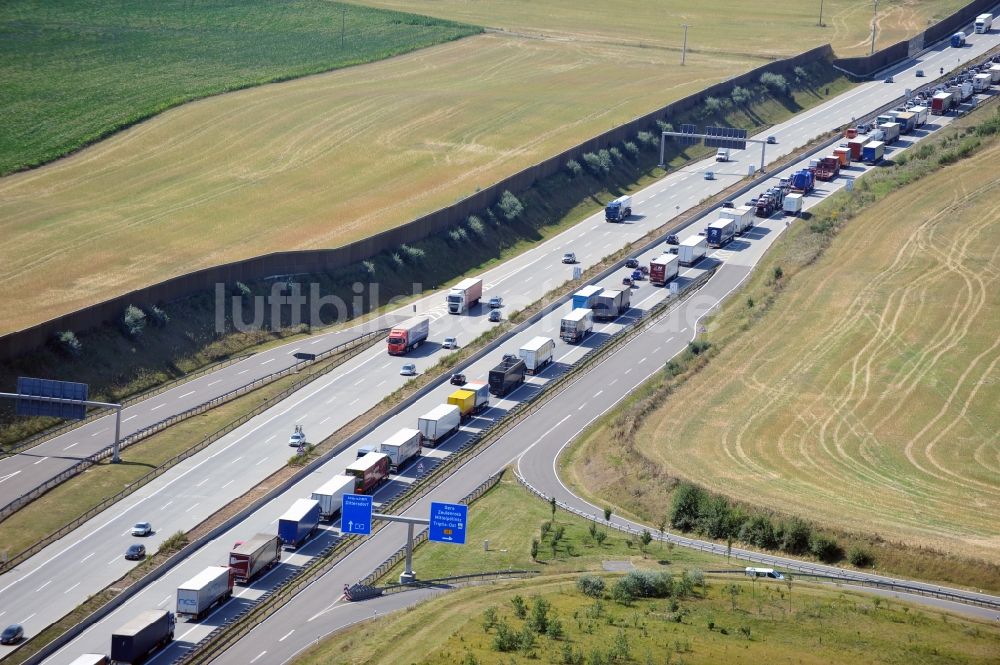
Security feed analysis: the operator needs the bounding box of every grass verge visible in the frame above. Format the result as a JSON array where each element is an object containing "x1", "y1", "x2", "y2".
[{"x1": 562, "y1": 102, "x2": 1000, "y2": 592}]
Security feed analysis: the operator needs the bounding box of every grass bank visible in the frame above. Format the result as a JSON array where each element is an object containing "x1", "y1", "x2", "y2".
[
  {"x1": 563, "y1": 103, "x2": 1000, "y2": 591},
  {"x1": 1, "y1": 58, "x2": 850, "y2": 446}
]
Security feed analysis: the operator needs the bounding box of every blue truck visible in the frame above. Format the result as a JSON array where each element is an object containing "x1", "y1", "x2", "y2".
[
  {"x1": 951, "y1": 31, "x2": 966, "y2": 47},
  {"x1": 706, "y1": 218, "x2": 736, "y2": 249},
  {"x1": 790, "y1": 169, "x2": 814, "y2": 194},
  {"x1": 862, "y1": 140, "x2": 885, "y2": 165},
  {"x1": 605, "y1": 195, "x2": 632, "y2": 222},
  {"x1": 278, "y1": 498, "x2": 321, "y2": 549},
  {"x1": 572, "y1": 285, "x2": 603, "y2": 310}
]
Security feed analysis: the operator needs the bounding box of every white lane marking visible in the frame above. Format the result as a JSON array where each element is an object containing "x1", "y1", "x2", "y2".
[
  {"x1": 81, "y1": 552, "x2": 95, "y2": 563},
  {"x1": 353, "y1": 378, "x2": 364, "y2": 386},
  {"x1": 510, "y1": 415, "x2": 572, "y2": 461},
  {"x1": 159, "y1": 594, "x2": 171, "y2": 608},
  {"x1": 261, "y1": 358, "x2": 275, "y2": 365},
  {"x1": 63, "y1": 442, "x2": 78, "y2": 451},
  {"x1": 310, "y1": 339, "x2": 323, "y2": 345},
  {"x1": 376, "y1": 380, "x2": 386, "y2": 387},
  {"x1": 594, "y1": 390, "x2": 603, "y2": 398},
  {"x1": 653, "y1": 346, "x2": 662, "y2": 354},
  {"x1": 279, "y1": 629, "x2": 295, "y2": 642},
  {"x1": 350, "y1": 398, "x2": 360, "y2": 405},
  {"x1": 0, "y1": 470, "x2": 21, "y2": 485},
  {"x1": 624, "y1": 367, "x2": 632, "y2": 374},
  {"x1": 36, "y1": 580, "x2": 51, "y2": 592},
  {"x1": 238, "y1": 369, "x2": 250, "y2": 375},
  {"x1": 90, "y1": 428, "x2": 107, "y2": 437},
  {"x1": 107, "y1": 556, "x2": 120, "y2": 565},
  {"x1": 207, "y1": 379, "x2": 222, "y2": 388},
  {"x1": 320, "y1": 416, "x2": 331, "y2": 424},
  {"x1": 639, "y1": 357, "x2": 647, "y2": 363},
  {"x1": 577, "y1": 404, "x2": 586, "y2": 411},
  {"x1": 64, "y1": 582, "x2": 81, "y2": 595},
  {"x1": 222, "y1": 480, "x2": 235, "y2": 489},
  {"x1": 228, "y1": 456, "x2": 244, "y2": 466},
  {"x1": 122, "y1": 415, "x2": 137, "y2": 423},
  {"x1": 266, "y1": 435, "x2": 276, "y2": 443},
  {"x1": 288, "y1": 349, "x2": 300, "y2": 355},
  {"x1": 256, "y1": 457, "x2": 268, "y2": 466},
  {"x1": 151, "y1": 403, "x2": 165, "y2": 411},
  {"x1": 185, "y1": 503, "x2": 200, "y2": 513},
  {"x1": 250, "y1": 652, "x2": 268, "y2": 663},
  {"x1": 21, "y1": 613, "x2": 35, "y2": 623},
  {"x1": 160, "y1": 500, "x2": 174, "y2": 511},
  {"x1": 610, "y1": 379, "x2": 618, "y2": 386},
  {"x1": 196, "y1": 477, "x2": 210, "y2": 487},
  {"x1": 178, "y1": 391, "x2": 195, "y2": 399},
  {"x1": 33, "y1": 457, "x2": 47, "y2": 465}
]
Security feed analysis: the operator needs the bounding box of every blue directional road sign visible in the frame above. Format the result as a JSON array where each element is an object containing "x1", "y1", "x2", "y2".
[
  {"x1": 429, "y1": 502, "x2": 468, "y2": 545},
  {"x1": 341, "y1": 494, "x2": 373, "y2": 535},
  {"x1": 16, "y1": 377, "x2": 89, "y2": 420}
]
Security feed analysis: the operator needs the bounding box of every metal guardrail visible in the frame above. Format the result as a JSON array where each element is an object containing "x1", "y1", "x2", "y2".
[
  {"x1": 0, "y1": 328, "x2": 387, "y2": 575},
  {"x1": 514, "y1": 473, "x2": 1000, "y2": 612}
]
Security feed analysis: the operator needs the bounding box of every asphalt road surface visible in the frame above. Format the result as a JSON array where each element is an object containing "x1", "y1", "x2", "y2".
[{"x1": 5, "y1": 18, "x2": 1000, "y2": 661}]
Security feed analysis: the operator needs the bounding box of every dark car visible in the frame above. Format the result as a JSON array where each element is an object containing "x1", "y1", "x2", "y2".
[
  {"x1": 488, "y1": 296, "x2": 503, "y2": 309},
  {"x1": 665, "y1": 234, "x2": 679, "y2": 245},
  {"x1": 721, "y1": 200, "x2": 735, "y2": 208},
  {"x1": 488, "y1": 309, "x2": 502, "y2": 323},
  {"x1": 1, "y1": 624, "x2": 24, "y2": 645},
  {"x1": 449, "y1": 373, "x2": 466, "y2": 386},
  {"x1": 125, "y1": 543, "x2": 146, "y2": 561},
  {"x1": 624, "y1": 258, "x2": 639, "y2": 269}
]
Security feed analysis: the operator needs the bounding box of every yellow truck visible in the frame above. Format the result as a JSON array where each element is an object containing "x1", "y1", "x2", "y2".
[{"x1": 447, "y1": 382, "x2": 489, "y2": 419}]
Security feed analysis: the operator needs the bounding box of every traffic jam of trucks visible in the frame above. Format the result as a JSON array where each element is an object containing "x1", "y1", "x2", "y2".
[{"x1": 67, "y1": 50, "x2": 1000, "y2": 665}]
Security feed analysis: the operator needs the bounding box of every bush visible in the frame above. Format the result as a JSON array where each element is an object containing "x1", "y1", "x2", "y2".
[
  {"x1": 566, "y1": 159, "x2": 583, "y2": 177},
  {"x1": 528, "y1": 596, "x2": 551, "y2": 633},
  {"x1": 448, "y1": 227, "x2": 469, "y2": 243},
  {"x1": 609, "y1": 147, "x2": 623, "y2": 162},
  {"x1": 391, "y1": 252, "x2": 404, "y2": 268},
  {"x1": 400, "y1": 244, "x2": 426, "y2": 261},
  {"x1": 577, "y1": 575, "x2": 606, "y2": 598},
  {"x1": 687, "y1": 339, "x2": 711, "y2": 356},
  {"x1": 809, "y1": 533, "x2": 842, "y2": 562},
  {"x1": 656, "y1": 120, "x2": 674, "y2": 133},
  {"x1": 704, "y1": 96, "x2": 723, "y2": 114},
  {"x1": 498, "y1": 190, "x2": 524, "y2": 220},
  {"x1": 622, "y1": 570, "x2": 672, "y2": 598},
  {"x1": 147, "y1": 304, "x2": 169, "y2": 327},
  {"x1": 670, "y1": 482, "x2": 704, "y2": 531},
  {"x1": 467, "y1": 215, "x2": 486, "y2": 237},
  {"x1": 511, "y1": 594, "x2": 528, "y2": 619},
  {"x1": 492, "y1": 619, "x2": 518, "y2": 652},
  {"x1": 636, "y1": 130, "x2": 656, "y2": 146},
  {"x1": 611, "y1": 578, "x2": 634, "y2": 605},
  {"x1": 583, "y1": 152, "x2": 605, "y2": 174},
  {"x1": 847, "y1": 545, "x2": 874, "y2": 568},
  {"x1": 731, "y1": 85, "x2": 751, "y2": 106},
  {"x1": 54, "y1": 330, "x2": 83, "y2": 358},
  {"x1": 623, "y1": 141, "x2": 639, "y2": 157},
  {"x1": 739, "y1": 514, "x2": 777, "y2": 550},
  {"x1": 698, "y1": 494, "x2": 735, "y2": 539},
  {"x1": 361, "y1": 260, "x2": 376, "y2": 276},
  {"x1": 597, "y1": 149, "x2": 613, "y2": 171},
  {"x1": 233, "y1": 281, "x2": 252, "y2": 297},
  {"x1": 121, "y1": 304, "x2": 146, "y2": 338},
  {"x1": 781, "y1": 518, "x2": 812, "y2": 554},
  {"x1": 158, "y1": 530, "x2": 188, "y2": 554},
  {"x1": 793, "y1": 65, "x2": 807, "y2": 81},
  {"x1": 760, "y1": 72, "x2": 788, "y2": 94}
]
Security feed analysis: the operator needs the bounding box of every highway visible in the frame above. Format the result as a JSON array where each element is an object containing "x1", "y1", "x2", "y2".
[
  {"x1": 4, "y1": 15, "x2": 1000, "y2": 661},
  {"x1": 32, "y1": 25, "x2": 1000, "y2": 663}
]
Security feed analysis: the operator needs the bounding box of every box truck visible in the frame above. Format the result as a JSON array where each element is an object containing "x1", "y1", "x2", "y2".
[
  {"x1": 110, "y1": 610, "x2": 175, "y2": 664},
  {"x1": 463, "y1": 380, "x2": 491, "y2": 409},
  {"x1": 909, "y1": 106, "x2": 928, "y2": 126},
  {"x1": 592, "y1": 289, "x2": 631, "y2": 320},
  {"x1": 783, "y1": 192, "x2": 804, "y2": 216},
  {"x1": 448, "y1": 389, "x2": 481, "y2": 420},
  {"x1": 832, "y1": 147, "x2": 851, "y2": 166},
  {"x1": 571, "y1": 285, "x2": 603, "y2": 310},
  {"x1": 417, "y1": 404, "x2": 462, "y2": 443},
  {"x1": 68, "y1": 656, "x2": 109, "y2": 665},
  {"x1": 975, "y1": 13, "x2": 993, "y2": 33},
  {"x1": 719, "y1": 206, "x2": 754, "y2": 235},
  {"x1": 973, "y1": 73, "x2": 992, "y2": 92},
  {"x1": 931, "y1": 91, "x2": 953, "y2": 114},
  {"x1": 446, "y1": 278, "x2": 482, "y2": 314},
  {"x1": 605, "y1": 195, "x2": 632, "y2": 222},
  {"x1": 951, "y1": 32, "x2": 966, "y2": 48},
  {"x1": 346, "y1": 451, "x2": 391, "y2": 490},
  {"x1": 649, "y1": 254, "x2": 680, "y2": 286},
  {"x1": 560, "y1": 308, "x2": 593, "y2": 343},
  {"x1": 862, "y1": 140, "x2": 885, "y2": 165},
  {"x1": 229, "y1": 533, "x2": 282, "y2": 584},
  {"x1": 177, "y1": 566, "x2": 234, "y2": 620},
  {"x1": 706, "y1": 218, "x2": 735, "y2": 248},
  {"x1": 311, "y1": 475, "x2": 358, "y2": 520},
  {"x1": 386, "y1": 316, "x2": 430, "y2": 355},
  {"x1": 518, "y1": 336, "x2": 556, "y2": 374},
  {"x1": 488, "y1": 354, "x2": 527, "y2": 396},
  {"x1": 278, "y1": 498, "x2": 321, "y2": 549},
  {"x1": 676, "y1": 235, "x2": 707, "y2": 266},
  {"x1": 878, "y1": 122, "x2": 900, "y2": 144},
  {"x1": 989, "y1": 64, "x2": 1000, "y2": 83},
  {"x1": 893, "y1": 111, "x2": 916, "y2": 133},
  {"x1": 379, "y1": 428, "x2": 422, "y2": 471}
]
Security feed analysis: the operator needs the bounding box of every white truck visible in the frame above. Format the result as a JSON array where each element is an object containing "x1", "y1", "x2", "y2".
[
  {"x1": 973, "y1": 72, "x2": 992, "y2": 92},
  {"x1": 518, "y1": 336, "x2": 555, "y2": 374},
  {"x1": 975, "y1": 13, "x2": 993, "y2": 33},
  {"x1": 989, "y1": 64, "x2": 1000, "y2": 84},
  {"x1": 676, "y1": 235, "x2": 707, "y2": 266},
  {"x1": 718, "y1": 205, "x2": 754, "y2": 235},
  {"x1": 417, "y1": 404, "x2": 461, "y2": 445},
  {"x1": 560, "y1": 308, "x2": 593, "y2": 343},
  {"x1": 909, "y1": 105, "x2": 928, "y2": 126},
  {"x1": 783, "y1": 192, "x2": 803, "y2": 216},
  {"x1": 380, "y1": 428, "x2": 422, "y2": 471},
  {"x1": 311, "y1": 474, "x2": 357, "y2": 520},
  {"x1": 176, "y1": 566, "x2": 234, "y2": 620},
  {"x1": 447, "y1": 278, "x2": 483, "y2": 314}
]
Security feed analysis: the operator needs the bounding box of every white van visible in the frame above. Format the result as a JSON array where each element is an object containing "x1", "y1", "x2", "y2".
[
  {"x1": 745, "y1": 567, "x2": 784, "y2": 580},
  {"x1": 715, "y1": 148, "x2": 730, "y2": 162}
]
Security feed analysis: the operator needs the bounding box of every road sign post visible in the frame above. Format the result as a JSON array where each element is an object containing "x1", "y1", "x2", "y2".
[
  {"x1": 429, "y1": 502, "x2": 468, "y2": 545},
  {"x1": 341, "y1": 494, "x2": 373, "y2": 535}
]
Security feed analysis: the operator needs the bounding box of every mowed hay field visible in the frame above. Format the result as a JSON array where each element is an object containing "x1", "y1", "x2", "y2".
[
  {"x1": 627, "y1": 141, "x2": 1000, "y2": 561},
  {"x1": 353, "y1": 0, "x2": 966, "y2": 57},
  {"x1": 0, "y1": 35, "x2": 760, "y2": 333}
]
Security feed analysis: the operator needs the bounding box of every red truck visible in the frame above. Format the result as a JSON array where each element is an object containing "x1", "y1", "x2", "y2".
[
  {"x1": 386, "y1": 316, "x2": 430, "y2": 355},
  {"x1": 847, "y1": 136, "x2": 868, "y2": 161},
  {"x1": 815, "y1": 156, "x2": 840, "y2": 181},
  {"x1": 345, "y1": 452, "x2": 390, "y2": 494},
  {"x1": 229, "y1": 533, "x2": 281, "y2": 584}
]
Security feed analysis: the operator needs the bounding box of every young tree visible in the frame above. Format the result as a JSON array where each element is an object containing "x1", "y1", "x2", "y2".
[
  {"x1": 604, "y1": 507, "x2": 613, "y2": 531},
  {"x1": 594, "y1": 530, "x2": 607, "y2": 547},
  {"x1": 657, "y1": 516, "x2": 668, "y2": 549},
  {"x1": 640, "y1": 529, "x2": 653, "y2": 555},
  {"x1": 482, "y1": 606, "x2": 498, "y2": 633},
  {"x1": 511, "y1": 594, "x2": 528, "y2": 619},
  {"x1": 550, "y1": 496, "x2": 558, "y2": 521},
  {"x1": 530, "y1": 538, "x2": 539, "y2": 561}
]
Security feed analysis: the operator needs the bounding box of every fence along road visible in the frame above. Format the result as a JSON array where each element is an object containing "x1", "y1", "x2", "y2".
[{"x1": 8, "y1": 25, "x2": 1000, "y2": 661}]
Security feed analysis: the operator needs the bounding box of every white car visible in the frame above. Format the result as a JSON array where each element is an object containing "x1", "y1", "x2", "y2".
[
  {"x1": 400, "y1": 363, "x2": 417, "y2": 376},
  {"x1": 562, "y1": 252, "x2": 577, "y2": 264},
  {"x1": 131, "y1": 522, "x2": 152, "y2": 537},
  {"x1": 442, "y1": 336, "x2": 458, "y2": 349},
  {"x1": 288, "y1": 427, "x2": 306, "y2": 447}
]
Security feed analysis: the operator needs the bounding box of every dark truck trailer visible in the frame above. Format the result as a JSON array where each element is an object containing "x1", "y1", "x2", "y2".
[
  {"x1": 278, "y1": 498, "x2": 321, "y2": 550},
  {"x1": 110, "y1": 610, "x2": 175, "y2": 664},
  {"x1": 592, "y1": 289, "x2": 631, "y2": 320},
  {"x1": 488, "y1": 354, "x2": 526, "y2": 397},
  {"x1": 229, "y1": 533, "x2": 282, "y2": 584}
]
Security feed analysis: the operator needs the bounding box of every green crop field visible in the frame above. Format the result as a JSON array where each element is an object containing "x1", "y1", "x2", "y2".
[
  {"x1": 352, "y1": 0, "x2": 966, "y2": 57},
  {"x1": 571, "y1": 127, "x2": 1000, "y2": 565},
  {"x1": 0, "y1": 0, "x2": 478, "y2": 176}
]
